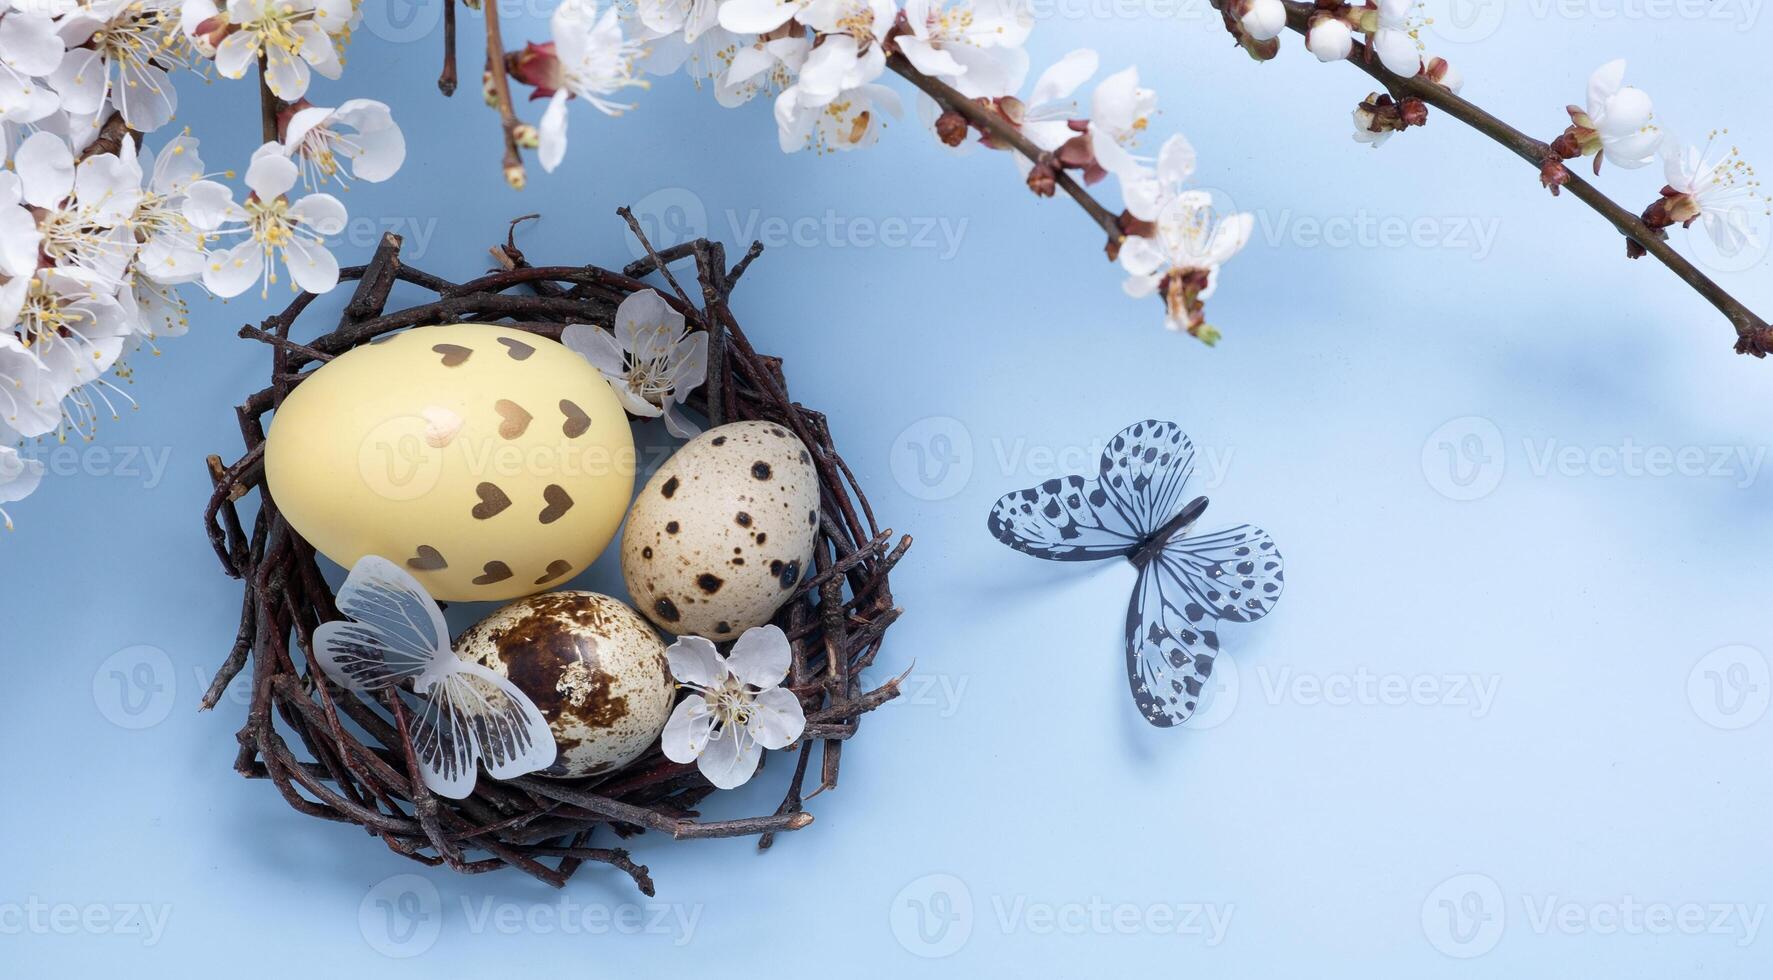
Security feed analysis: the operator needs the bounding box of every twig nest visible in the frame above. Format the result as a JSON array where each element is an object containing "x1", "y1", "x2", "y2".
[
  {"x1": 264, "y1": 323, "x2": 635, "y2": 602},
  {"x1": 456, "y1": 592, "x2": 674, "y2": 778},
  {"x1": 624, "y1": 421, "x2": 820, "y2": 638}
]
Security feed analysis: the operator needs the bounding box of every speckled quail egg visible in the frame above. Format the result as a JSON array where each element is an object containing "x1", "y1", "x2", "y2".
[
  {"x1": 622, "y1": 421, "x2": 820, "y2": 637},
  {"x1": 456, "y1": 592, "x2": 674, "y2": 779}
]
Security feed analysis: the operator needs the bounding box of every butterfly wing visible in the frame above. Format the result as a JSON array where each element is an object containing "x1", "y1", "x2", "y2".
[
  {"x1": 1164, "y1": 524, "x2": 1285, "y2": 624},
  {"x1": 1098, "y1": 420, "x2": 1197, "y2": 540},
  {"x1": 408, "y1": 663, "x2": 557, "y2": 799},
  {"x1": 987, "y1": 474, "x2": 1142, "y2": 561},
  {"x1": 1124, "y1": 526, "x2": 1283, "y2": 727},
  {"x1": 986, "y1": 420, "x2": 1198, "y2": 561},
  {"x1": 313, "y1": 555, "x2": 450, "y2": 690},
  {"x1": 1125, "y1": 551, "x2": 1222, "y2": 727}
]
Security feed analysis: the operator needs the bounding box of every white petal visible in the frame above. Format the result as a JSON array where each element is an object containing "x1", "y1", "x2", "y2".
[
  {"x1": 561, "y1": 323, "x2": 627, "y2": 376},
  {"x1": 0, "y1": 445, "x2": 43, "y2": 505},
  {"x1": 282, "y1": 235, "x2": 339, "y2": 294},
  {"x1": 46, "y1": 48, "x2": 105, "y2": 115},
  {"x1": 182, "y1": 180, "x2": 241, "y2": 231},
  {"x1": 263, "y1": 46, "x2": 311, "y2": 100},
  {"x1": 1119, "y1": 235, "x2": 1168, "y2": 278},
  {"x1": 666, "y1": 635, "x2": 726, "y2": 687},
  {"x1": 289, "y1": 192, "x2": 346, "y2": 235},
  {"x1": 116, "y1": 62, "x2": 177, "y2": 133},
  {"x1": 1372, "y1": 29, "x2": 1420, "y2": 77},
  {"x1": 203, "y1": 240, "x2": 263, "y2": 298},
  {"x1": 661, "y1": 402, "x2": 701, "y2": 439},
  {"x1": 1587, "y1": 59, "x2": 1627, "y2": 115},
  {"x1": 1306, "y1": 19, "x2": 1353, "y2": 61},
  {"x1": 0, "y1": 12, "x2": 66, "y2": 77},
  {"x1": 245, "y1": 150, "x2": 297, "y2": 199},
  {"x1": 897, "y1": 36, "x2": 968, "y2": 81},
  {"x1": 717, "y1": 0, "x2": 799, "y2": 34},
  {"x1": 15, "y1": 131, "x2": 73, "y2": 207},
  {"x1": 725, "y1": 624, "x2": 790, "y2": 689},
  {"x1": 0, "y1": 204, "x2": 40, "y2": 277},
  {"x1": 1030, "y1": 48, "x2": 1097, "y2": 106},
  {"x1": 696, "y1": 725, "x2": 761, "y2": 789},
  {"x1": 615, "y1": 288, "x2": 676, "y2": 353},
  {"x1": 661, "y1": 697, "x2": 716, "y2": 762},
  {"x1": 214, "y1": 29, "x2": 257, "y2": 80},
  {"x1": 746, "y1": 686, "x2": 805, "y2": 750},
  {"x1": 538, "y1": 91, "x2": 568, "y2": 173}
]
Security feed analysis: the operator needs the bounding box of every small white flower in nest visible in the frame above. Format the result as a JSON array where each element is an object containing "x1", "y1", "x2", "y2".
[
  {"x1": 661, "y1": 625, "x2": 807, "y2": 790},
  {"x1": 563, "y1": 287, "x2": 708, "y2": 439}
]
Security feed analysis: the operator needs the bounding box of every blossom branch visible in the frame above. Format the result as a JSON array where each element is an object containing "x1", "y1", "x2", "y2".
[
  {"x1": 1218, "y1": 0, "x2": 1773, "y2": 356},
  {"x1": 884, "y1": 53, "x2": 1124, "y2": 256}
]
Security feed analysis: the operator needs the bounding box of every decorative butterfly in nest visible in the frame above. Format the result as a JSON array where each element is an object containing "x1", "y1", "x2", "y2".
[
  {"x1": 313, "y1": 556, "x2": 558, "y2": 798},
  {"x1": 988, "y1": 420, "x2": 1284, "y2": 727}
]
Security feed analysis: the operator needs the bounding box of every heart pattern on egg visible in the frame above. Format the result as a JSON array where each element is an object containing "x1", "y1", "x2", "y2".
[
  {"x1": 539, "y1": 484, "x2": 575, "y2": 525},
  {"x1": 560, "y1": 399, "x2": 591, "y2": 439},
  {"x1": 433, "y1": 343, "x2": 473, "y2": 367},
  {"x1": 496, "y1": 399, "x2": 533, "y2": 440},
  {"x1": 472, "y1": 482, "x2": 512, "y2": 519}
]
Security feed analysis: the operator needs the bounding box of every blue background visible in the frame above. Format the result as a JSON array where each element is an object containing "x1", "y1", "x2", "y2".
[{"x1": 7, "y1": 2, "x2": 1773, "y2": 975}]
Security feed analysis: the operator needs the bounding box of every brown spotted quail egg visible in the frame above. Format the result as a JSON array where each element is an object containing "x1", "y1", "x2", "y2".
[
  {"x1": 456, "y1": 592, "x2": 674, "y2": 779},
  {"x1": 623, "y1": 421, "x2": 819, "y2": 638}
]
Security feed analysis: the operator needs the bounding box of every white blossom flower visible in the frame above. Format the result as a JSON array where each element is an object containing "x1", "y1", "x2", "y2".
[
  {"x1": 532, "y1": 2, "x2": 647, "y2": 173},
  {"x1": 1087, "y1": 65, "x2": 1156, "y2": 181},
  {"x1": 1306, "y1": 16, "x2": 1352, "y2": 62},
  {"x1": 184, "y1": 143, "x2": 346, "y2": 297},
  {"x1": 895, "y1": 0, "x2": 1033, "y2": 99},
  {"x1": 774, "y1": 75, "x2": 901, "y2": 153},
  {"x1": 1240, "y1": 0, "x2": 1286, "y2": 41},
  {"x1": 660, "y1": 626, "x2": 806, "y2": 790},
  {"x1": 0, "y1": 442, "x2": 43, "y2": 529},
  {"x1": 562, "y1": 287, "x2": 707, "y2": 438},
  {"x1": 50, "y1": 0, "x2": 190, "y2": 133},
  {"x1": 10, "y1": 131, "x2": 140, "y2": 287},
  {"x1": 1581, "y1": 59, "x2": 1660, "y2": 170},
  {"x1": 280, "y1": 99, "x2": 406, "y2": 188},
  {"x1": 187, "y1": 0, "x2": 348, "y2": 101},
  {"x1": 1366, "y1": 0, "x2": 1420, "y2": 77},
  {"x1": 1657, "y1": 133, "x2": 1766, "y2": 255},
  {"x1": 11, "y1": 266, "x2": 136, "y2": 428},
  {"x1": 787, "y1": 19, "x2": 887, "y2": 107},
  {"x1": 1352, "y1": 102, "x2": 1392, "y2": 147},
  {"x1": 1118, "y1": 146, "x2": 1254, "y2": 342}
]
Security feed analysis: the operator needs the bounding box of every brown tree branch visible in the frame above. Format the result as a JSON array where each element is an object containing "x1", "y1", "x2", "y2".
[
  {"x1": 482, "y1": 0, "x2": 526, "y2": 188},
  {"x1": 1220, "y1": 0, "x2": 1773, "y2": 357},
  {"x1": 884, "y1": 53, "x2": 1125, "y2": 256}
]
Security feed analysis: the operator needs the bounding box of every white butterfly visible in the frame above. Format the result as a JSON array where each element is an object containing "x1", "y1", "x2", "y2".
[{"x1": 313, "y1": 556, "x2": 558, "y2": 799}]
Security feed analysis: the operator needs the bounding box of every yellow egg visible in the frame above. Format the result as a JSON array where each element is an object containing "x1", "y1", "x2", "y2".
[{"x1": 265, "y1": 323, "x2": 635, "y2": 601}]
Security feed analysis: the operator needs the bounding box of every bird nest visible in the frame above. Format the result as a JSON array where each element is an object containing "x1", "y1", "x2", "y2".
[{"x1": 200, "y1": 213, "x2": 910, "y2": 893}]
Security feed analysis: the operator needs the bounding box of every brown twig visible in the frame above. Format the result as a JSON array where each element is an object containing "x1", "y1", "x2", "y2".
[
  {"x1": 482, "y1": 0, "x2": 526, "y2": 187},
  {"x1": 1226, "y1": 0, "x2": 1773, "y2": 357},
  {"x1": 438, "y1": 0, "x2": 458, "y2": 96}
]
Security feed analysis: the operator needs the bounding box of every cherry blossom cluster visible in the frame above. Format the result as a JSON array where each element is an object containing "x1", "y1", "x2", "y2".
[
  {"x1": 495, "y1": 0, "x2": 1254, "y2": 344},
  {"x1": 1221, "y1": 0, "x2": 1766, "y2": 270},
  {"x1": 0, "y1": 0, "x2": 405, "y2": 528}
]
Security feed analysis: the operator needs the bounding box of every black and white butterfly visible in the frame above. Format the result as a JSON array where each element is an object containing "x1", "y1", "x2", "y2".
[{"x1": 987, "y1": 420, "x2": 1284, "y2": 727}]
